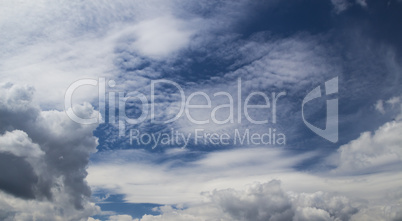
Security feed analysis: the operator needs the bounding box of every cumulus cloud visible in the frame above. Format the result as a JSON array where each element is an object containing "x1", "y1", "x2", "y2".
[
  {"x1": 0, "y1": 83, "x2": 100, "y2": 220},
  {"x1": 105, "y1": 180, "x2": 359, "y2": 221},
  {"x1": 0, "y1": 153, "x2": 38, "y2": 200},
  {"x1": 291, "y1": 191, "x2": 358, "y2": 221},
  {"x1": 331, "y1": 120, "x2": 402, "y2": 175},
  {"x1": 209, "y1": 180, "x2": 294, "y2": 221},
  {"x1": 0, "y1": 130, "x2": 45, "y2": 200},
  {"x1": 0, "y1": 130, "x2": 44, "y2": 163}
]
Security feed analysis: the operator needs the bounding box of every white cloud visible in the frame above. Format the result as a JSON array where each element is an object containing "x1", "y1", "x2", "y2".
[
  {"x1": 375, "y1": 100, "x2": 385, "y2": 114},
  {"x1": 375, "y1": 96, "x2": 402, "y2": 116},
  {"x1": 0, "y1": 0, "x2": 199, "y2": 109},
  {"x1": 331, "y1": 120, "x2": 402, "y2": 175},
  {"x1": 0, "y1": 130, "x2": 44, "y2": 159},
  {"x1": 356, "y1": 0, "x2": 367, "y2": 7},
  {"x1": 0, "y1": 23, "x2": 115, "y2": 108},
  {"x1": 108, "y1": 215, "x2": 139, "y2": 221},
  {"x1": 330, "y1": 0, "x2": 368, "y2": 13},
  {"x1": 387, "y1": 96, "x2": 401, "y2": 107},
  {"x1": 130, "y1": 16, "x2": 195, "y2": 59},
  {"x1": 331, "y1": 0, "x2": 351, "y2": 13},
  {"x1": 87, "y1": 147, "x2": 317, "y2": 205},
  {"x1": 291, "y1": 191, "x2": 358, "y2": 221}
]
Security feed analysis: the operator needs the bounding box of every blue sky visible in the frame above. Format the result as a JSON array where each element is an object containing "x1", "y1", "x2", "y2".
[{"x1": 0, "y1": 0, "x2": 402, "y2": 220}]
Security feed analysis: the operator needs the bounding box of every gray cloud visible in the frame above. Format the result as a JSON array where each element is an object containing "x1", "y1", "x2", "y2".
[
  {"x1": 0, "y1": 153, "x2": 38, "y2": 199},
  {"x1": 210, "y1": 180, "x2": 294, "y2": 221},
  {"x1": 0, "y1": 83, "x2": 100, "y2": 220}
]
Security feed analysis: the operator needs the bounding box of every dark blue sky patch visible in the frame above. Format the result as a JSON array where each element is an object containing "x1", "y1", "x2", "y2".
[{"x1": 234, "y1": 0, "x2": 333, "y2": 38}]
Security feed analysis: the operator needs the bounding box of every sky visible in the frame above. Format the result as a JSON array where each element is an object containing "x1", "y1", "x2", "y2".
[{"x1": 0, "y1": 0, "x2": 402, "y2": 220}]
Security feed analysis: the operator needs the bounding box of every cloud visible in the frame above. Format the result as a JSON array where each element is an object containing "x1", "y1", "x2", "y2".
[
  {"x1": 330, "y1": 120, "x2": 402, "y2": 175},
  {"x1": 87, "y1": 147, "x2": 317, "y2": 205},
  {"x1": 330, "y1": 0, "x2": 367, "y2": 13},
  {"x1": 89, "y1": 113, "x2": 402, "y2": 220},
  {"x1": 375, "y1": 96, "x2": 402, "y2": 116},
  {"x1": 0, "y1": 153, "x2": 38, "y2": 199},
  {"x1": 2, "y1": 0, "x2": 402, "y2": 220},
  {"x1": 0, "y1": 0, "x2": 258, "y2": 110},
  {"x1": 105, "y1": 180, "x2": 359, "y2": 221},
  {"x1": 0, "y1": 130, "x2": 44, "y2": 161},
  {"x1": 209, "y1": 180, "x2": 294, "y2": 221},
  {"x1": 0, "y1": 0, "x2": 198, "y2": 108},
  {"x1": 0, "y1": 83, "x2": 100, "y2": 220},
  {"x1": 157, "y1": 33, "x2": 341, "y2": 145},
  {"x1": 375, "y1": 100, "x2": 385, "y2": 114},
  {"x1": 291, "y1": 191, "x2": 358, "y2": 221},
  {"x1": 0, "y1": 130, "x2": 45, "y2": 199},
  {"x1": 330, "y1": 0, "x2": 351, "y2": 13},
  {"x1": 108, "y1": 215, "x2": 138, "y2": 221},
  {"x1": 129, "y1": 16, "x2": 195, "y2": 59},
  {"x1": 88, "y1": 139, "x2": 402, "y2": 204},
  {"x1": 387, "y1": 96, "x2": 401, "y2": 107}
]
